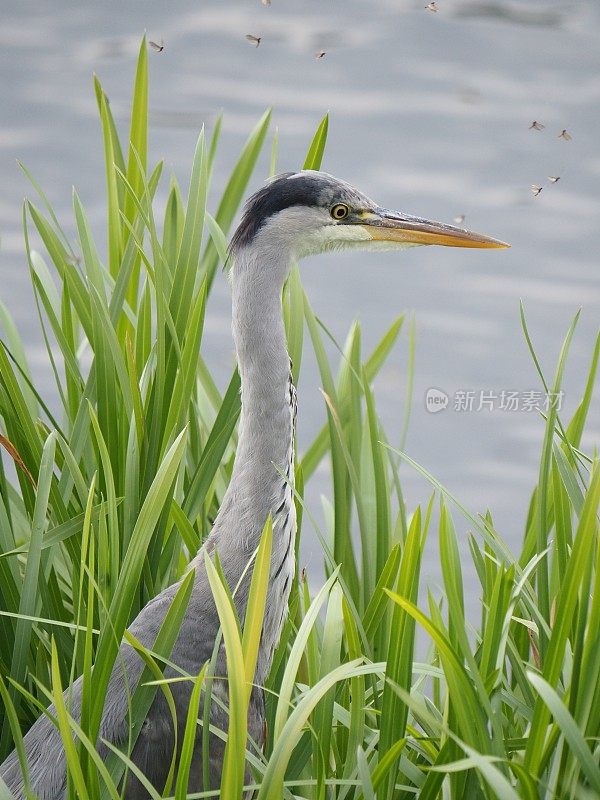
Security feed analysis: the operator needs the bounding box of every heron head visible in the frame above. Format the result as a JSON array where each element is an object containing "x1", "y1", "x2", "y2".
[{"x1": 229, "y1": 170, "x2": 509, "y2": 261}]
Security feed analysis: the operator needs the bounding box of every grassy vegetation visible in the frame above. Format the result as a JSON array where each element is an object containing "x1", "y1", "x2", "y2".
[{"x1": 1, "y1": 37, "x2": 599, "y2": 799}]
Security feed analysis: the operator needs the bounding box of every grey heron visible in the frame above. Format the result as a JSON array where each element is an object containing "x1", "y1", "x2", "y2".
[{"x1": 0, "y1": 170, "x2": 508, "y2": 798}]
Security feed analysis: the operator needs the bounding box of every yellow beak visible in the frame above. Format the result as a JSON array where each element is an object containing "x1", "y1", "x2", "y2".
[{"x1": 360, "y1": 209, "x2": 510, "y2": 249}]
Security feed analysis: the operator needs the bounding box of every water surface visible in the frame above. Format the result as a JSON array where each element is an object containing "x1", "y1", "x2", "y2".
[{"x1": 1, "y1": 0, "x2": 599, "y2": 594}]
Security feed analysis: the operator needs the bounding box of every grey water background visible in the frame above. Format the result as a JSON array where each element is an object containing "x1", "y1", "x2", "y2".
[{"x1": 1, "y1": 0, "x2": 599, "y2": 598}]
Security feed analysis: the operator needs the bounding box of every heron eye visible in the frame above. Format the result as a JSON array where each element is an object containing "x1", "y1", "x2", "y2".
[{"x1": 331, "y1": 203, "x2": 350, "y2": 220}]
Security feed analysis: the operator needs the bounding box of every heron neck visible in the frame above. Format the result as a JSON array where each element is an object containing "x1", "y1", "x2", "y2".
[
  {"x1": 212, "y1": 243, "x2": 295, "y2": 557},
  {"x1": 232, "y1": 245, "x2": 293, "y2": 466}
]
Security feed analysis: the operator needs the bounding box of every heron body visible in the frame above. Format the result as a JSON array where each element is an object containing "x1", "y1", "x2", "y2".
[{"x1": 0, "y1": 171, "x2": 507, "y2": 798}]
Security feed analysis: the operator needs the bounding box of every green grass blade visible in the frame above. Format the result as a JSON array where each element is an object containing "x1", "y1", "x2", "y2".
[
  {"x1": 204, "y1": 551, "x2": 246, "y2": 799},
  {"x1": 174, "y1": 666, "x2": 207, "y2": 800},
  {"x1": 303, "y1": 114, "x2": 329, "y2": 170},
  {"x1": 0, "y1": 433, "x2": 55, "y2": 753},
  {"x1": 202, "y1": 110, "x2": 271, "y2": 290},
  {"x1": 528, "y1": 671, "x2": 600, "y2": 793},
  {"x1": 241, "y1": 517, "x2": 273, "y2": 698}
]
